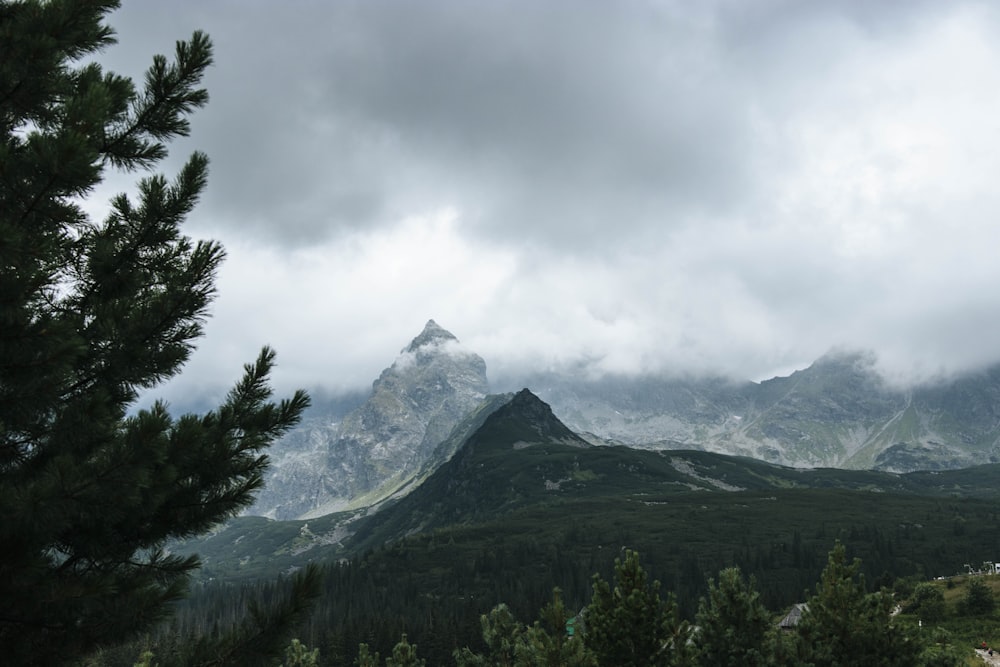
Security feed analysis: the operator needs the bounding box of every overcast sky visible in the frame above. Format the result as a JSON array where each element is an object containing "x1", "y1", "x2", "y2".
[{"x1": 91, "y1": 0, "x2": 1000, "y2": 407}]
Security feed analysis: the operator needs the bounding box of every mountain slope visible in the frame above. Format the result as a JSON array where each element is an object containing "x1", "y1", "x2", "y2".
[
  {"x1": 528, "y1": 352, "x2": 1000, "y2": 470},
  {"x1": 351, "y1": 388, "x2": 1000, "y2": 550},
  {"x1": 174, "y1": 387, "x2": 1000, "y2": 582},
  {"x1": 345, "y1": 389, "x2": 589, "y2": 550},
  {"x1": 249, "y1": 320, "x2": 489, "y2": 519}
]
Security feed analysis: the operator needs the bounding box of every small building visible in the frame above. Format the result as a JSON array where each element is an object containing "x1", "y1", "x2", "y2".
[{"x1": 778, "y1": 603, "x2": 809, "y2": 631}]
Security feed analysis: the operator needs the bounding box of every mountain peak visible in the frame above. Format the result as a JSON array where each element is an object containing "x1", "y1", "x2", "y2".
[
  {"x1": 508, "y1": 387, "x2": 551, "y2": 413},
  {"x1": 403, "y1": 319, "x2": 459, "y2": 353},
  {"x1": 467, "y1": 388, "x2": 590, "y2": 451}
]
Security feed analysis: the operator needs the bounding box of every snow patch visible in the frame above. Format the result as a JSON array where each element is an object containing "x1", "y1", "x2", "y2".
[{"x1": 669, "y1": 457, "x2": 745, "y2": 491}]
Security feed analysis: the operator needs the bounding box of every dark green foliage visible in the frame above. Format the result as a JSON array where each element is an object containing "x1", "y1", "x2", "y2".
[
  {"x1": 354, "y1": 644, "x2": 379, "y2": 667},
  {"x1": 893, "y1": 574, "x2": 924, "y2": 600},
  {"x1": 352, "y1": 635, "x2": 424, "y2": 667},
  {"x1": 584, "y1": 549, "x2": 692, "y2": 667},
  {"x1": 693, "y1": 567, "x2": 775, "y2": 666},
  {"x1": 519, "y1": 589, "x2": 596, "y2": 667},
  {"x1": 173, "y1": 564, "x2": 323, "y2": 667},
  {"x1": 453, "y1": 603, "x2": 524, "y2": 667},
  {"x1": 960, "y1": 578, "x2": 995, "y2": 615},
  {"x1": 385, "y1": 635, "x2": 425, "y2": 667},
  {"x1": 115, "y1": 538, "x2": 996, "y2": 666},
  {"x1": 906, "y1": 583, "x2": 947, "y2": 622},
  {"x1": 913, "y1": 628, "x2": 966, "y2": 667},
  {"x1": 796, "y1": 542, "x2": 918, "y2": 666},
  {"x1": 281, "y1": 638, "x2": 321, "y2": 667},
  {"x1": 0, "y1": 1, "x2": 309, "y2": 663},
  {"x1": 151, "y1": 484, "x2": 1000, "y2": 666},
  {"x1": 454, "y1": 590, "x2": 595, "y2": 667}
]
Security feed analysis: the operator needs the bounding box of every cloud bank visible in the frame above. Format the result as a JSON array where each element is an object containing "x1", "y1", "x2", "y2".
[{"x1": 93, "y1": 0, "x2": 1000, "y2": 407}]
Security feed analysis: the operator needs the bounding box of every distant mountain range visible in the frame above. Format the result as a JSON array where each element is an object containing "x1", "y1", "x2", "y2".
[
  {"x1": 248, "y1": 321, "x2": 1000, "y2": 520},
  {"x1": 175, "y1": 383, "x2": 1000, "y2": 582},
  {"x1": 169, "y1": 380, "x2": 1000, "y2": 667},
  {"x1": 528, "y1": 351, "x2": 1000, "y2": 471}
]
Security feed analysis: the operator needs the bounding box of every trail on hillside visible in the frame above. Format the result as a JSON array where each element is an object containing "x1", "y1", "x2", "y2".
[{"x1": 977, "y1": 648, "x2": 1000, "y2": 665}]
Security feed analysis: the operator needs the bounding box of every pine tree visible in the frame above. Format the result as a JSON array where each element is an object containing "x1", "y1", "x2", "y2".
[
  {"x1": 355, "y1": 643, "x2": 381, "y2": 667},
  {"x1": 583, "y1": 550, "x2": 692, "y2": 667},
  {"x1": 693, "y1": 567, "x2": 775, "y2": 667},
  {"x1": 454, "y1": 603, "x2": 525, "y2": 667},
  {"x1": 519, "y1": 588, "x2": 596, "y2": 667},
  {"x1": 280, "y1": 638, "x2": 320, "y2": 667},
  {"x1": 0, "y1": 1, "x2": 311, "y2": 664},
  {"x1": 177, "y1": 564, "x2": 323, "y2": 667},
  {"x1": 386, "y1": 634, "x2": 426, "y2": 667},
  {"x1": 795, "y1": 542, "x2": 918, "y2": 667},
  {"x1": 455, "y1": 593, "x2": 596, "y2": 667}
]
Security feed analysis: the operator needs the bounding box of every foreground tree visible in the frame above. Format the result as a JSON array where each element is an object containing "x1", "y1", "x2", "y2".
[
  {"x1": 795, "y1": 542, "x2": 918, "y2": 666},
  {"x1": 385, "y1": 634, "x2": 426, "y2": 667},
  {"x1": 355, "y1": 644, "x2": 381, "y2": 667},
  {"x1": 584, "y1": 550, "x2": 692, "y2": 667},
  {"x1": 0, "y1": 1, "x2": 311, "y2": 664},
  {"x1": 519, "y1": 589, "x2": 596, "y2": 667},
  {"x1": 454, "y1": 592, "x2": 595, "y2": 667},
  {"x1": 280, "y1": 639, "x2": 320, "y2": 667},
  {"x1": 454, "y1": 603, "x2": 526, "y2": 667},
  {"x1": 693, "y1": 567, "x2": 775, "y2": 667}
]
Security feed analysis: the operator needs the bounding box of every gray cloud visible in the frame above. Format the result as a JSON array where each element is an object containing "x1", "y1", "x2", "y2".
[{"x1": 94, "y1": 0, "x2": 1000, "y2": 405}]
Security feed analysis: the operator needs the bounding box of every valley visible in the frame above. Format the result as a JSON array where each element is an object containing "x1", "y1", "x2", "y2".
[{"x1": 161, "y1": 322, "x2": 1000, "y2": 665}]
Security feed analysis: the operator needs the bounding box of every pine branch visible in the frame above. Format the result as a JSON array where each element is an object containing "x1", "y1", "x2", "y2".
[{"x1": 102, "y1": 30, "x2": 212, "y2": 170}]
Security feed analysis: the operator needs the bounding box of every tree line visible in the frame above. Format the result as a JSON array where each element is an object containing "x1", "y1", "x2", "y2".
[{"x1": 111, "y1": 543, "x2": 974, "y2": 666}]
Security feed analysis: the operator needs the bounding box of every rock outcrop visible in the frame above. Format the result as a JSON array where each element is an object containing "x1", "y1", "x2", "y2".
[{"x1": 249, "y1": 320, "x2": 489, "y2": 519}]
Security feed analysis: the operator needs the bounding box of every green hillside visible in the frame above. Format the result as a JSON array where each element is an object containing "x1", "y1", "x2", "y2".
[
  {"x1": 173, "y1": 390, "x2": 1000, "y2": 582},
  {"x1": 167, "y1": 486, "x2": 1000, "y2": 666},
  {"x1": 156, "y1": 390, "x2": 1000, "y2": 665}
]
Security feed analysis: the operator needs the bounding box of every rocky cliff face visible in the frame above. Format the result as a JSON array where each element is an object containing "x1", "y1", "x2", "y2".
[
  {"x1": 248, "y1": 416, "x2": 342, "y2": 519},
  {"x1": 255, "y1": 331, "x2": 1000, "y2": 520},
  {"x1": 528, "y1": 352, "x2": 1000, "y2": 471},
  {"x1": 249, "y1": 320, "x2": 489, "y2": 519}
]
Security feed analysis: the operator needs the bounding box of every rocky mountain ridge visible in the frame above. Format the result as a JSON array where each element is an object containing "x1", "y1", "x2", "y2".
[
  {"x1": 174, "y1": 385, "x2": 1000, "y2": 580},
  {"x1": 249, "y1": 320, "x2": 489, "y2": 519},
  {"x1": 528, "y1": 351, "x2": 1000, "y2": 471},
  {"x1": 252, "y1": 321, "x2": 1000, "y2": 520}
]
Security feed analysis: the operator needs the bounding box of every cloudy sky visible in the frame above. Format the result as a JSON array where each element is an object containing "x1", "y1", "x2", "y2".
[{"x1": 92, "y1": 0, "x2": 1000, "y2": 407}]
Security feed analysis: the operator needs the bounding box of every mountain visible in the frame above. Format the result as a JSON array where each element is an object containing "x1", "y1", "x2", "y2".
[
  {"x1": 253, "y1": 324, "x2": 1000, "y2": 520},
  {"x1": 526, "y1": 351, "x2": 1000, "y2": 471},
  {"x1": 248, "y1": 320, "x2": 489, "y2": 519},
  {"x1": 244, "y1": 415, "x2": 344, "y2": 520},
  {"x1": 173, "y1": 387, "x2": 1000, "y2": 582},
  {"x1": 170, "y1": 386, "x2": 1000, "y2": 667},
  {"x1": 348, "y1": 387, "x2": 1000, "y2": 554},
  {"x1": 346, "y1": 388, "x2": 592, "y2": 550}
]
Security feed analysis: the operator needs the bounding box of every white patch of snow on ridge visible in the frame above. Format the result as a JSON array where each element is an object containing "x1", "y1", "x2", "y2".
[{"x1": 669, "y1": 457, "x2": 745, "y2": 492}]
